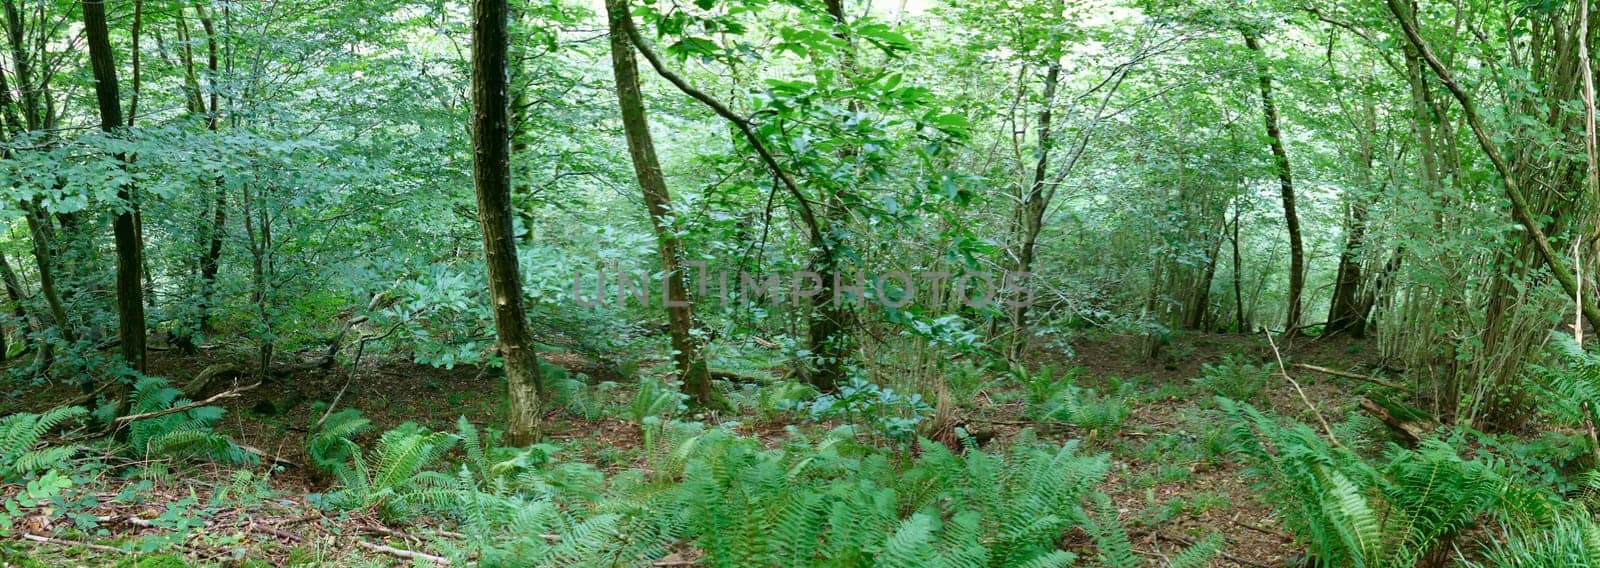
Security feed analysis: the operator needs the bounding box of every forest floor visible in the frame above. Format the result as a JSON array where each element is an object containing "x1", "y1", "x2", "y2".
[{"x1": 2, "y1": 332, "x2": 1390, "y2": 567}]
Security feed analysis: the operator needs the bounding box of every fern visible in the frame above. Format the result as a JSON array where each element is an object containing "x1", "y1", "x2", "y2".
[
  {"x1": 308, "y1": 408, "x2": 372, "y2": 471},
  {"x1": 0, "y1": 406, "x2": 87, "y2": 481},
  {"x1": 125, "y1": 377, "x2": 251, "y2": 464},
  {"x1": 323, "y1": 422, "x2": 458, "y2": 521},
  {"x1": 1222, "y1": 398, "x2": 1508, "y2": 567}
]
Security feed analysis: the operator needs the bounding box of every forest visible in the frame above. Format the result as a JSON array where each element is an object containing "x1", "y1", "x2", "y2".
[{"x1": 7, "y1": 0, "x2": 1600, "y2": 565}]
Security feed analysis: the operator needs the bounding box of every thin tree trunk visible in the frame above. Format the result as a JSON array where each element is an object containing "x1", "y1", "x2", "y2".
[
  {"x1": 1242, "y1": 29, "x2": 1306, "y2": 336},
  {"x1": 1009, "y1": 61, "x2": 1060, "y2": 361},
  {"x1": 83, "y1": 0, "x2": 147, "y2": 374},
  {"x1": 0, "y1": 252, "x2": 32, "y2": 357},
  {"x1": 605, "y1": 0, "x2": 725, "y2": 410},
  {"x1": 1230, "y1": 204, "x2": 1247, "y2": 332},
  {"x1": 472, "y1": 0, "x2": 544, "y2": 445},
  {"x1": 191, "y1": 3, "x2": 225, "y2": 342}
]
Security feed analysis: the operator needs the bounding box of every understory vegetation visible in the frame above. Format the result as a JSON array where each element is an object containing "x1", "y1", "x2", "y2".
[{"x1": 7, "y1": 0, "x2": 1600, "y2": 566}]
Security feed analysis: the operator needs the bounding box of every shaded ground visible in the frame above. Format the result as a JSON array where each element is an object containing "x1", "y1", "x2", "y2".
[{"x1": 2, "y1": 331, "x2": 1395, "y2": 567}]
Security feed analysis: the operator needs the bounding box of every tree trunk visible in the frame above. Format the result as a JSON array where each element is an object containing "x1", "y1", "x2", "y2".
[
  {"x1": 1230, "y1": 203, "x2": 1248, "y2": 332},
  {"x1": 191, "y1": 4, "x2": 225, "y2": 343},
  {"x1": 605, "y1": 0, "x2": 725, "y2": 410},
  {"x1": 83, "y1": 0, "x2": 147, "y2": 374},
  {"x1": 0, "y1": 252, "x2": 31, "y2": 356},
  {"x1": 471, "y1": 0, "x2": 544, "y2": 445},
  {"x1": 1326, "y1": 98, "x2": 1379, "y2": 337},
  {"x1": 1242, "y1": 29, "x2": 1306, "y2": 336},
  {"x1": 1008, "y1": 61, "x2": 1060, "y2": 361}
]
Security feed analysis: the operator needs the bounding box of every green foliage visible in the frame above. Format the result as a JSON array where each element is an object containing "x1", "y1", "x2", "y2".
[
  {"x1": 788, "y1": 377, "x2": 933, "y2": 445},
  {"x1": 1472, "y1": 513, "x2": 1600, "y2": 568},
  {"x1": 308, "y1": 407, "x2": 373, "y2": 472},
  {"x1": 1222, "y1": 398, "x2": 1512, "y2": 566},
  {"x1": 124, "y1": 378, "x2": 253, "y2": 464},
  {"x1": 0, "y1": 406, "x2": 86, "y2": 481},
  {"x1": 628, "y1": 376, "x2": 688, "y2": 425},
  {"x1": 1196, "y1": 354, "x2": 1269, "y2": 403},
  {"x1": 1029, "y1": 377, "x2": 1129, "y2": 445},
  {"x1": 319, "y1": 422, "x2": 459, "y2": 521}
]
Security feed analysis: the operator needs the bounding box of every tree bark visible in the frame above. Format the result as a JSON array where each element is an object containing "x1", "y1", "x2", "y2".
[
  {"x1": 83, "y1": 0, "x2": 147, "y2": 374},
  {"x1": 605, "y1": 0, "x2": 725, "y2": 410},
  {"x1": 471, "y1": 0, "x2": 544, "y2": 444},
  {"x1": 1230, "y1": 203, "x2": 1248, "y2": 332},
  {"x1": 1008, "y1": 61, "x2": 1060, "y2": 361},
  {"x1": 1326, "y1": 99, "x2": 1378, "y2": 337},
  {"x1": 1241, "y1": 29, "x2": 1306, "y2": 337},
  {"x1": 191, "y1": 3, "x2": 225, "y2": 343}
]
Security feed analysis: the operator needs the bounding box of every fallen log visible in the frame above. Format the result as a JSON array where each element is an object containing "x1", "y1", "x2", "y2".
[
  {"x1": 1293, "y1": 363, "x2": 1406, "y2": 390},
  {"x1": 181, "y1": 363, "x2": 244, "y2": 399},
  {"x1": 1358, "y1": 397, "x2": 1434, "y2": 444}
]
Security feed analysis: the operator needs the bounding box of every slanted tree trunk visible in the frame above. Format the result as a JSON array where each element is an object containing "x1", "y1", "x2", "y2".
[
  {"x1": 1241, "y1": 29, "x2": 1306, "y2": 337},
  {"x1": 605, "y1": 0, "x2": 725, "y2": 410},
  {"x1": 83, "y1": 0, "x2": 147, "y2": 375},
  {"x1": 471, "y1": 0, "x2": 544, "y2": 445}
]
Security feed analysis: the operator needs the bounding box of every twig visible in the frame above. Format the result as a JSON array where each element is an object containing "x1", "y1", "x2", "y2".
[
  {"x1": 20, "y1": 532, "x2": 126, "y2": 554},
  {"x1": 236, "y1": 442, "x2": 298, "y2": 467},
  {"x1": 1292, "y1": 363, "x2": 1405, "y2": 390},
  {"x1": 358, "y1": 540, "x2": 450, "y2": 565},
  {"x1": 1263, "y1": 331, "x2": 1342, "y2": 448},
  {"x1": 316, "y1": 321, "x2": 404, "y2": 429},
  {"x1": 113, "y1": 381, "x2": 261, "y2": 427}
]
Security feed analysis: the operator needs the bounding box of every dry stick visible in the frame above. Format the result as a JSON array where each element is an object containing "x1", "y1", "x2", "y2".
[
  {"x1": 357, "y1": 540, "x2": 450, "y2": 565},
  {"x1": 1263, "y1": 330, "x2": 1342, "y2": 448},
  {"x1": 1292, "y1": 363, "x2": 1405, "y2": 390},
  {"x1": 111, "y1": 381, "x2": 261, "y2": 428},
  {"x1": 20, "y1": 532, "x2": 126, "y2": 554},
  {"x1": 315, "y1": 321, "x2": 404, "y2": 430}
]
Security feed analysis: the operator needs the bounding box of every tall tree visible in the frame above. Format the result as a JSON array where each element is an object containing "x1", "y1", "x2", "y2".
[
  {"x1": 82, "y1": 0, "x2": 146, "y2": 374},
  {"x1": 471, "y1": 0, "x2": 544, "y2": 445},
  {"x1": 1241, "y1": 28, "x2": 1306, "y2": 336},
  {"x1": 604, "y1": 0, "x2": 724, "y2": 410}
]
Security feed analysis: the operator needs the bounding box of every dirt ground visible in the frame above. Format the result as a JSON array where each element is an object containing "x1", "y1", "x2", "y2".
[{"x1": 3, "y1": 331, "x2": 1397, "y2": 566}]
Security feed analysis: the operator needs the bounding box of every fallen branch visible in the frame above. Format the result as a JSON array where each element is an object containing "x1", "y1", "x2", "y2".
[
  {"x1": 113, "y1": 381, "x2": 261, "y2": 428},
  {"x1": 21, "y1": 532, "x2": 126, "y2": 554},
  {"x1": 180, "y1": 363, "x2": 244, "y2": 399},
  {"x1": 1358, "y1": 397, "x2": 1433, "y2": 444},
  {"x1": 1264, "y1": 331, "x2": 1342, "y2": 448},
  {"x1": 709, "y1": 368, "x2": 767, "y2": 385},
  {"x1": 236, "y1": 442, "x2": 298, "y2": 468},
  {"x1": 248, "y1": 522, "x2": 303, "y2": 542},
  {"x1": 358, "y1": 540, "x2": 450, "y2": 565},
  {"x1": 1292, "y1": 363, "x2": 1405, "y2": 390}
]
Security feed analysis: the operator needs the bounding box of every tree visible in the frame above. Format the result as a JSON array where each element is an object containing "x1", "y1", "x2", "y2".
[
  {"x1": 82, "y1": 0, "x2": 147, "y2": 375},
  {"x1": 470, "y1": 0, "x2": 545, "y2": 445},
  {"x1": 604, "y1": 0, "x2": 724, "y2": 410},
  {"x1": 1241, "y1": 27, "x2": 1305, "y2": 337}
]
